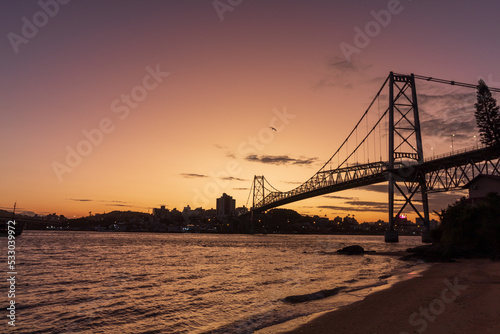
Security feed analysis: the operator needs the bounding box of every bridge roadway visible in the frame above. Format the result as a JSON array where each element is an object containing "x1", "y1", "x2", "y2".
[{"x1": 253, "y1": 145, "x2": 500, "y2": 212}]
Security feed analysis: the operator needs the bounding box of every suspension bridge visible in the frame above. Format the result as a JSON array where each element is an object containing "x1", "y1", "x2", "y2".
[{"x1": 246, "y1": 72, "x2": 500, "y2": 242}]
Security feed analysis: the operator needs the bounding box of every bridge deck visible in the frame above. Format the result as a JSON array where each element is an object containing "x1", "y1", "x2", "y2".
[{"x1": 253, "y1": 145, "x2": 500, "y2": 212}]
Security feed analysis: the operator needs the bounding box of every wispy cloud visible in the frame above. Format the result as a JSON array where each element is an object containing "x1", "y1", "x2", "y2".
[
  {"x1": 0, "y1": 206, "x2": 28, "y2": 212},
  {"x1": 180, "y1": 173, "x2": 208, "y2": 179},
  {"x1": 324, "y1": 195, "x2": 359, "y2": 200},
  {"x1": 315, "y1": 57, "x2": 380, "y2": 90},
  {"x1": 417, "y1": 84, "x2": 478, "y2": 144},
  {"x1": 68, "y1": 198, "x2": 132, "y2": 205},
  {"x1": 282, "y1": 180, "x2": 304, "y2": 185},
  {"x1": 428, "y1": 191, "x2": 468, "y2": 212},
  {"x1": 221, "y1": 176, "x2": 248, "y2": 182},
  {"x1": 214, "y1": 144, "x2": 236, "y2": 158},
  {"x1": 360, "y1": 184, "x2": 387, "y2": 193},
  {"x1": 345, "y1": 200, "x2": 387, "y2": 207},
  {"x1": 245, "y1": 154, "x2": 318, "y2": 166},
  {"x1": 319, "y1": 200, "x2": 387, "y2": 213},
  {"x1": 180, "y1": 173, "x2": 247, "y2": 182},
  {"x1": 233, "y1": 187, "x2": 249, "y2": 190}
]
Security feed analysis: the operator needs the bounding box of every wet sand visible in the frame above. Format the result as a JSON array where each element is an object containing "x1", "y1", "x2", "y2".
[{"x1": 273, "y1": 259, "x2": 500, "y2": 334}]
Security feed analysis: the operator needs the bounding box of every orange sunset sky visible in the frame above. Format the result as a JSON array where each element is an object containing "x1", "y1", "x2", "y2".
[{"x1": 1, "y1": 0, "x2": 500, "y2": 221}]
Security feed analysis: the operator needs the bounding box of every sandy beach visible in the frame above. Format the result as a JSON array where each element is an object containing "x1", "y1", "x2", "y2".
[{"x1": 273, "y1": 258, "x2": 500, "y2": 334}]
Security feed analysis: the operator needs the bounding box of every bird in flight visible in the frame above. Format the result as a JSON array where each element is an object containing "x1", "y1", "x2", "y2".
[{"x1": 270, "y1": 127, "x2": 277, "y2": 131}]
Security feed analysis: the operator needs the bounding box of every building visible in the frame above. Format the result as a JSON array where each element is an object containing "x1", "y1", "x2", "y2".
[
  {"x1": 235, "y1": 206, "x2": 248, "y2": 216},
  {"x1": 153, "y1": 205, "x2": 169, "y2": 220},
  {"x1": 216, "y1": 193, "x2": 235, "y2": 217},
  {"x1": 183, "y1": 205, "x2": 192, "y2": 216},
  {"x1": 464, "y1": 174, "x2": 500, "y2": 200}
]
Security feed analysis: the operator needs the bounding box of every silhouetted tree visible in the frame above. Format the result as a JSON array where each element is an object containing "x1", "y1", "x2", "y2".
[
  {"x1": 474, "y1": 79, "x2": 500, "y2": 146},
  {"x1": 437, "y1": 194, "x2": 500, "y2": 255}
]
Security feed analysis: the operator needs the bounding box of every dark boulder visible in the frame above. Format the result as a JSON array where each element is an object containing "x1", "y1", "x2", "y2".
[{"x1": 337, "y1": 245, "x2": 365, "y2": 255}]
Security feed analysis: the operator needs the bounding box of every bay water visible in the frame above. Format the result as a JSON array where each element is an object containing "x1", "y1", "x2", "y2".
[{"x1": 1, "y1": 231, "x2": 424, "y2": 333}]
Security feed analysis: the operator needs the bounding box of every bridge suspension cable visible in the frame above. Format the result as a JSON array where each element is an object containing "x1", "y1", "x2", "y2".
[
  {"x1": 319, "y1": 74, "x2": 390, "y2": 174},
  {"x1": 245, "y1": 180, "x2": 254, "y2": 208},
  {"x1": 264, "y1": 177, "x2": 281, "y2": 193},
  {"x1": 412, "y1": 74, "x2": 500, "y2": 92}
]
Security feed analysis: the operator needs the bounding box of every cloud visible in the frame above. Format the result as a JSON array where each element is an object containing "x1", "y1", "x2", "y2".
[
  {"x1": 180, "y1": 173, "x2": 208, "y2": 179},
  {"x1": 233, "y1": 187, "x2": 249, "y2": 190},
  {"x1": 0, "y1": 206, "x2": 27, "y2": 212},
  {"x1": 245, "y1": 154, "x2": 318, "y2": 166},
  {"x1": 324, "y1": 195, "x2": 359, "y2": 200},
  {"x1": 345, "y1": 200, "x2": 386, "y2": 207},
  {"x1": 315, "y1": 57, "x2": 381, "y2": 90},
  {"x1": 318, "y1": 204, "x2": 386, "y2": 213},
  {"x1": 181, "y1": 173, "x2": 247, "y2": 182},
  {"x1": 214, "y1": 144, "x2": 236, "y2": 158},
  {"x1": 415, "y1": 82, "x2": 480, "y2": 147},
  {"x1": 318, "y1": 191, "x2": 467, "y2": 216},
  {"x1": 360, "y1": 184, "x2": 387, "y2": 193},
  {"x1": 67, "y1": 199, "x2": 133, "y2": 208},
  {"x1": 328, "y1": 56, "x2": 372, "y2": 74},
  {"x1": 317, "y1": 201, "x2": 411, "y2": 214},
  {"x1": 419, "y1": 93, "x2": 476, "y2": 135},
  {"x1": 428, "y1": 191, "x2": 468, "y2": 212},
  {"x1": 282, "y1": 180, "x2": 304, "y2": 185},
  {"x1": 221, "y1": 176, "x2": 248, "y2": 182}
]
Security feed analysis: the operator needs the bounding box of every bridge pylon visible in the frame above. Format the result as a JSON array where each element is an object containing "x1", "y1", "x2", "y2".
[
  {"x1": 250, "y1": 175, "x2": 265, "y2": 233},
  {"x1": 386, "y1": 72, "x2": 430, "y2": 243},
  {"x1": 252, "y1": 175, "x2": 265, "y2": 209}
]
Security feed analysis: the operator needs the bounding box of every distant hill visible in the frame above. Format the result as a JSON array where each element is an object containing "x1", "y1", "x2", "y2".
[
  {"x1": 93, "y1": 210, "x2": 150, "y2": 220},
  {"x1": 0, "y1": 209, "x2": 14, "y2": 219}
]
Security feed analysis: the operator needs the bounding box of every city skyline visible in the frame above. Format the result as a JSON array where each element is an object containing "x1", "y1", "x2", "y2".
[{"x1": 2, "y1": 1, "x2": 500, "y2": 221}]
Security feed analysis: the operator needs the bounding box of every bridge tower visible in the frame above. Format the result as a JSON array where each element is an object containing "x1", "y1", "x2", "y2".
[
  {"x1": 250, "y1": 176, "x2": 265, "y2": 233},
  {"x1": 385, "y1": 72, "x2": 430, "y2": 242},
  {"x1": 252, "y1": 175, "x2": 265, "y2": 208}
]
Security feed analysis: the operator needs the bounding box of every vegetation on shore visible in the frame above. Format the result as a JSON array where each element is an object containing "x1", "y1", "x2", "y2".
[
  {"x1": 436, "y1": 194, "x2": 500, "y2": 255},
  {"x1": 406, "y1": 194, "x2": 500, "y2": 261}
]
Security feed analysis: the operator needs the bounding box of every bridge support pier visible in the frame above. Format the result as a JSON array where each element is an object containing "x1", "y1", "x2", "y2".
[
  {"x1": 421, "y1": 228, "x2": 431, "y2": 243},
  {"x1": 250, "y1": 210, "x2": 255, "y2": 234},
  {"x1": 384, "y1": 229, "x2": 399, "y2": 243}
]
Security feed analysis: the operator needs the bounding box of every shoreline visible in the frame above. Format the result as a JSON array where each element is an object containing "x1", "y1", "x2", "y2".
[
  {"x1": 255, "y1": 257, "x2": 429, "y2": 334},
  {"x1": 261, "y1": 258, "x2": 500, "y2": 334}
]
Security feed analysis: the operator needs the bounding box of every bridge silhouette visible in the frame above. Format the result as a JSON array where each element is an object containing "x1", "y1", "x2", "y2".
[{"x1": 247, "y1": 72, "x2": 500, "y2": 242}]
